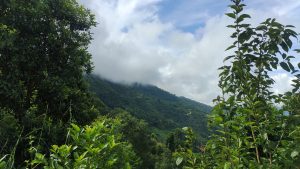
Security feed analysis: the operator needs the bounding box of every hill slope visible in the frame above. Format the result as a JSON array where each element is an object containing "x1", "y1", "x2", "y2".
[{"x1": 86, "y1": 75, "x2": 212, "y2": 141}]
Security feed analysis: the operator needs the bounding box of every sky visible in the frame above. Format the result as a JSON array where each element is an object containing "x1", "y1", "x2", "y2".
[{"x1": 79, "y1": 0, "x2": 300, "y2": 105}]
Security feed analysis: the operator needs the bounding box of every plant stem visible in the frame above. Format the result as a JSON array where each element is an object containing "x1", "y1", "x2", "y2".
[{"x1": 250, "y1": 126, "x2": 260, "y2": 164}]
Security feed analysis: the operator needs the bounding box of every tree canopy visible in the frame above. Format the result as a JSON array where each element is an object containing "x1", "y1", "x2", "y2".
[{"x1": 0, "y1": 0, "x2": 98, "y2": 124}]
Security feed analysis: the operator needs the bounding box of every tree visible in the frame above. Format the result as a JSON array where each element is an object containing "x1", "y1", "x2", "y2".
[
  {"x1": 0, "y1": 0, "x2": 102, "y2": 166},
  {"x1": 0, "y1": 0, "x2": 98, "y2": 124},
  {"x1": 205, "y1": 0, "x2": 300, "y2": 168},
  {"x1": 109, "y1": 108, "x2": 174, "y2": 169},
  {"x1": 172, "y1": 127, "x2": 203, "y2": 169},
  {"x1": 166, "y1": 128, "x2": 190, "y2": 153}
]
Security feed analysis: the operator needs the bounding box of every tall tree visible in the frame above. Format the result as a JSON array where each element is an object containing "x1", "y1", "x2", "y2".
[
  {"x1": 0, "y1": 0, "x2": 98, "y2": 124},
  {"x1": 206, "y1": 0, "x2": 300, "y2": 168},
  {"x1": 0, "y1": 0, "x2": 101, "y2": 166}
]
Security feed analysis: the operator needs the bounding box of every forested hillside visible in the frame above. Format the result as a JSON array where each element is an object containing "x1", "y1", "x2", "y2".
[{"x1": 87, "y1": 75, "x2": 211, "y2": 141}]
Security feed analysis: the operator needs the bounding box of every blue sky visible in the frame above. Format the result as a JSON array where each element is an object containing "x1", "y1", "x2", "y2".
[
  {"x1": 157, "y1": 0, "x2": 228, "y2": 33},
  {"x1": 80, "y1": 0, "x2": 300, "y2": 105}
]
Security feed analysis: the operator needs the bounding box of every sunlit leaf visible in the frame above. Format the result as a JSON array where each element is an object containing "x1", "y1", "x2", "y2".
[{"x1": 176, "y1": 157, "x2": 183, "y2": 166}]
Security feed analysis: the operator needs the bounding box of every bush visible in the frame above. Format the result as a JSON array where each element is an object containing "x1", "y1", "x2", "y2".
[{"x1": 27, "y1": 117, "x2": 140, "y2": 169}]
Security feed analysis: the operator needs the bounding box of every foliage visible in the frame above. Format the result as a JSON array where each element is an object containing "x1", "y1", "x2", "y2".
[
  {"x1": 172, "y1": 127, "x2": 205, "y2": 169},
  {"x1": 166, "y1": 127, "x2": 203, "y2": 154},
  {"x1": 0, "y1": 0, "x2": 98, "y2": 124},
  {"x1": 0, "y1": 0, "x2": 104, "y2": 166},
  {"x1": 283, "y1": 93, "x2": 300, "y2": 166},
  {"x1": 108, "y1": 108, "x2": 174, "y2": 169},
  {"x1": 166, "y1": 128, "x2": 187, "y2": 152},
  {"x1": 205, "y1": 0, "x2": 300, "y2": 168},
  {"x1": 26, "y1": 118, "x2": 140, "y2": 169},
  {"x1": 0, "y1": 108, "x2": 20, "y2": 155},
  {"x1": 87, "y1": 75, "x2": 211, "y2": 141},
  {"x1": 2, "y1": 0, "x2": 300, "y2": 168}
]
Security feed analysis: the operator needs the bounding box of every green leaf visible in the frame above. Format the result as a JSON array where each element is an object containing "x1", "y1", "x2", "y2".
[
  {"x1": 285, "y1": 25, "x2": 295, "y2": 28},
  {"x1": 292, "y1": 85, "x2": 299, "y2": 93},
  {"x1": 236, "y1": 14, "x2": 251, "y2": 23},
  {"x1": 228, "y1": 5, "x2": 239, "y2": 11},
  {"x1": 280, "y1": 62, "x2": 290, "y2": 72},
  {"x1": 224, "y1": 162, "x2": 231, "y2": 169},
  {"x1": 256, "y1": 25, "x2": 267, "y2": 30},
  {"x1": 240, "y1": 14, "x2": 251, "y2": 19},
  {"x1": 215, "y1": 116, "x2": 223, "y2": 123},
  {"x1": 0, "y1": 161, "x2": 7, "y2": 169},
  {"x1": 286, "y1": 55, "x2": 295, "y2": 60},
  {"x1": 264, "y1": 18, "x2": 272, "y2": 24},
  {"x1": 182, "y1": 127, "x2": 189, "y2": 131},
  {"x1": 285, "y1": 38, "x2": 293, "y2": 48},
  {"x1": 282, "y1": 53, "x2": 287, "y2": 59},
  {"x1": 280, "y1": 42, "x2": 289, "y2": 52},
  {"x1": 176, "y1": 157, "x2": 183, "y2": 166},
  {"x1": 71, "y1": 123, "x2": 81, "y2": 132},
  {"x1": 226, "y1": 13, "x2": 236, "y2": 19},
  {"x1": 291, "y1": 151, "x2": 299, "y2": 159},
  {"x1": 227, "y1": 25, "x2": 236, "y2": 28},
  {"x1": 285, "y1": 29, "x2": 297, "y2": 37},
  {"x1": 288, "y1": 62, "x2": 295, "y2": 72},
  {"x1": 224, "y1": 55, "x2": 235, "y2": 62},
  {"x1": 240, "y1": 24, "x2": 250, "y2": 27},
  {"x1": 225, "y1": 45, "x2": 236, "y2": 51},
  {"x1": 263, "y1": 133, "x2": 268, "y2": 140}
]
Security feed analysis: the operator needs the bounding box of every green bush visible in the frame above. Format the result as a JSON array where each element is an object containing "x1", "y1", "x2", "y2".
[{"x1": 27, "y1": 118, "x2": 140, "y2": 169}]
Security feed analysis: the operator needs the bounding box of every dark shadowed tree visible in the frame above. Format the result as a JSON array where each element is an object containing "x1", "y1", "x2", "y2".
[
  {"x1": 0, "y1": 0, "x2": 98, "y2": 124},
  {"x1": 0, "y1": 0, "x2": 102, "y2": 166}
]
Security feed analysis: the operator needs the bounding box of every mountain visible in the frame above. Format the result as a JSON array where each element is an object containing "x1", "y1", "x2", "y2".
[{"x1": 86, "y1": 74, "x2": 212, "y2": 141}]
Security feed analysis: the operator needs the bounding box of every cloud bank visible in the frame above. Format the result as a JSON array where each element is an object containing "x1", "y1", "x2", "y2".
[{"x1": 80, "y1": 0, "x2": 300, "y2": 105}]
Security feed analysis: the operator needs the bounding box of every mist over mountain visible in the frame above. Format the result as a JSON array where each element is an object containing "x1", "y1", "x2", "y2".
[{"x1": 86, "y1": 74, "x2": 212, "y2": 141}]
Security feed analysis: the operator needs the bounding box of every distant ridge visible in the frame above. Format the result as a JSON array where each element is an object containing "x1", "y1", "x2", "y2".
[{"x1": 86, "y1": 74, "x2": 212, "y2": 141}]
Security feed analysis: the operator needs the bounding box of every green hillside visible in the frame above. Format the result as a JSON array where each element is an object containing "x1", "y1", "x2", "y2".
[{"x1": 86, "y1": 75, "x2": 212, "y2": 141}]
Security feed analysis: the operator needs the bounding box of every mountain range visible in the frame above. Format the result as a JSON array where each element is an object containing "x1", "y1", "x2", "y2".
[{"x1": 86, "y1": 74, "x2": 212, "y2": 141}]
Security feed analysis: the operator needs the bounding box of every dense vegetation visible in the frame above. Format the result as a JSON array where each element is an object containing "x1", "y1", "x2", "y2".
[
  {"x1": 0, "y1": 0, "x2": 102, "y2": 167},
  {"x1": 174, "y1": 0, "x2": 300, "y2": 168},
  {"x1": 86, "y1": 75, "x2": 211, "y2": 141},
  {"x1": 0, "y1": 0, "x2": 299, "y2": 168}
]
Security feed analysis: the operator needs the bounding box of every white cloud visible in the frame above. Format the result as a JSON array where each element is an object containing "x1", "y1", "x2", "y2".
[
  {"x1": 272, "y1": 74, "x2": 294, "y2": 94},
  {"x1": 80, "y1": 0, "x2": 300, "y2": 105}
]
